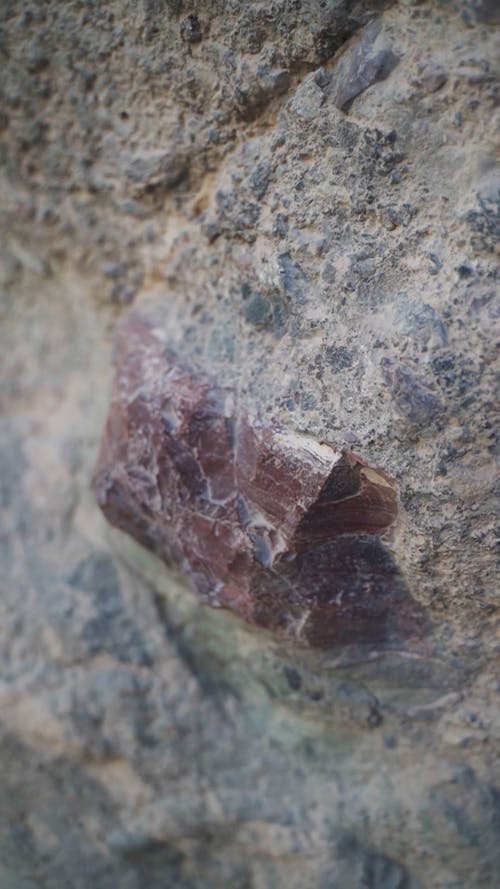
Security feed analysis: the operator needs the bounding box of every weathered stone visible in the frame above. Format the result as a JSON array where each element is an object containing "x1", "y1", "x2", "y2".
[
  {"x1": 381, "y1": 358, "x2": 444, "y2": 428},
  {"x1": 1, "y1": 0, "x2": 499, "y2": 885},
  {"x1": 417, "y1": 61, "x2": 448, "y2": 93},
  {"x1": 333, "y1": 22, "x2": 399, "y2": 112},
  {"x1": 126, "y1": 151, "x2": 189, "y2": 197},
  {"x1": 278, "y1": 252, "x2": 308, "y2": 302},
  {"x1": 180, "y1": 15, "x2": 202, "y2": 44},
  {"x1": 93, "y1": 312, "x2": 424, "y2": 648}
]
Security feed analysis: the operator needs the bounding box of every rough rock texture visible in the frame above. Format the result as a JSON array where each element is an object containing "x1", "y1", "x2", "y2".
[
  {"x1": 93, "y1": 310, "x2": 422, "y2": 648},
  {"x1": 0, "y1": 1, "x2": 499, "y2": 887}
]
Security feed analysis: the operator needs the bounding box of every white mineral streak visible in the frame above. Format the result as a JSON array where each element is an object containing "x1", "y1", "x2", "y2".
[{"x1": 273, "y1": 430, "x2": 341, "y2": 472}]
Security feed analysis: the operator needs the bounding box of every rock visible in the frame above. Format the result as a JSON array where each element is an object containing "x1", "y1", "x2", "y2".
[
  {"x1": 101, "y1": 261, "x2": 126, "y2": 280},
  {"x1": 417, "y1": 62, "x2": 448, "y2": 94},
  {"x1": 180, "y1": 15, "x2": 202, "y2": 44},
  {"x1": 215, "y1": 192, "x2": 260, "y2": 235},
  {"x1": 277, "y1": 252, "x2": 308, "y2": 302},
  {"x1": 248, "y1": 161, "x2": 271, "y2": 199},
  {"x1": 93, "y1": 311, "x2": 425, "y2": 648},
  {"x1": 125, "y1": 151, "x2": 188, "y2": 197},
  {"x1": 257, "y1": 66, "x2": 291, "y2": 98},
  {"x1": 381, "y1": 358, "x2": 444, "y2": 427},
  {"x1": 288, "y1": 73, "x2": 325, "y2": 120},
  {"x1": 465, "y1": 180, "x2": 500, "y2": 251},
  {"x1": 273, "y1": 212, "x2": 289, "y2": 238},
  {"x1": 325, "y1": 345, "x2": 354, "y2": 372},
  {"x1": 393, "y1": 294, "x2": 448, "y2": 349},
  {"x1": 1, "y1": 0, "x2": 499, "y2": 884},
  {"x1": 244, "y1": 292, "x2": 272, "y2": 328},
  {"x1": 67, "y1": 552, "x2": 152, "y2": 666},
  {"x1": 333, "y1": 22, "x2": 399, "y2": 112}
]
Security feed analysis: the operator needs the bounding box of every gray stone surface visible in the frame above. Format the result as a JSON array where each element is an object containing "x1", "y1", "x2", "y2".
[{"x1": 0, "y1": 1, "x2": 498, "y2": 887}]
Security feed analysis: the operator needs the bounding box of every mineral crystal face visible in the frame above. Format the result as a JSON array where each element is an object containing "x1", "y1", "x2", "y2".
[{"x1": 94, "y1": 313, "x2": 426, "y2": 648}]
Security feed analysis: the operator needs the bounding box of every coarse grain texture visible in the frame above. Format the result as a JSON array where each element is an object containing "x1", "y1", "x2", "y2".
[{"x1": 0, "y1": 1, "x2": 499, "y2": 887}]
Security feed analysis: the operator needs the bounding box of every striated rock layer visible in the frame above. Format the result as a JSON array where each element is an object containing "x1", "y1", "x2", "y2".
[{"x1": 94, "y1": 312, "x2": 425, "y2": 647}]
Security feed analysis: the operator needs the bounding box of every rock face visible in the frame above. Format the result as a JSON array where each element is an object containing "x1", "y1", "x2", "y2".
[
  {"x1": 1, "y1": 1, "x2": 499, "y2": 887},
  {"x1": 94, "y1": 312, "x2": 425, "y2": 647}
]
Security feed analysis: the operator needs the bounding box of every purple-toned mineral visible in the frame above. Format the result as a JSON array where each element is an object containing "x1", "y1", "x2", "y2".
[{"x1": 93, "y1": 312, "x2": 426, "y2": 647}]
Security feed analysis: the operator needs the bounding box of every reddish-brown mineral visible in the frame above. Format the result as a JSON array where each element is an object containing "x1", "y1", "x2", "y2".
[{"x1": 93, "y1": 312, "x2": 426, "y2": 647}]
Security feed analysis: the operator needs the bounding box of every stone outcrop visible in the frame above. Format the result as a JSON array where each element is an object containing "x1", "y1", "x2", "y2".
[{"x1": 0, "y1": 1, "x2": 498, "y2": 886}]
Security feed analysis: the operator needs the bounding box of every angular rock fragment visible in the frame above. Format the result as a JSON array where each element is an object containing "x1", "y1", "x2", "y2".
[
  {"x1": 94, "y1": 312, "x2": 426, "y2": 648},
  {"x1": 333, "y1": 22, "x2": 399, "y2": 113}
]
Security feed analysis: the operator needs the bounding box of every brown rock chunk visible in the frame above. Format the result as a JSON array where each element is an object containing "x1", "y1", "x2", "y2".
[{"x1": 94, "y1": 311, "x2": 426, "y2": 647}]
